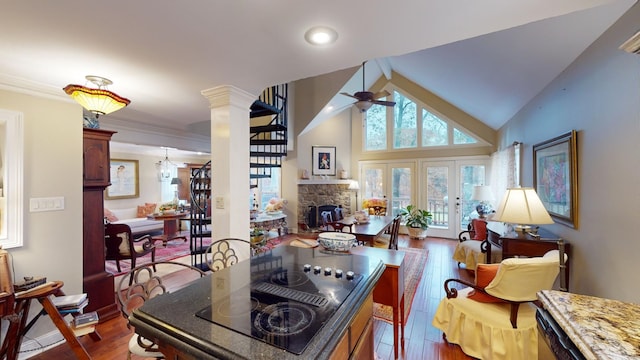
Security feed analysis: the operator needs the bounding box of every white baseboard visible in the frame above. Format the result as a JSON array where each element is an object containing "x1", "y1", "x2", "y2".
[{"x1": 18, "y1": 330, "x2": 63, "y2": 359}]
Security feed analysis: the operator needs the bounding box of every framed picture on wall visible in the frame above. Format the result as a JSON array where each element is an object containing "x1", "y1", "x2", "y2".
[
  {"x1": 533, "y1": 130, "x2": 578, "y2": 228},
  {"x1": 312, "y1": 146, "x2": 336, "y2": 176},
  {"x1": 105, "y1": 159, "x2": 140, "y2": 199}
]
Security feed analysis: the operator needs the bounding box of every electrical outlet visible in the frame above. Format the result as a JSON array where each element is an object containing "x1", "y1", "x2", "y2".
[{"x1": 215, "y1": 197, "x2": 224, "y2": 209}]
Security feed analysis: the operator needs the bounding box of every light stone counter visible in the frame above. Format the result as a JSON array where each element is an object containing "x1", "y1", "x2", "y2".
[{"x1": 537, "y1": 290, "x2": 640, "y2": 359}]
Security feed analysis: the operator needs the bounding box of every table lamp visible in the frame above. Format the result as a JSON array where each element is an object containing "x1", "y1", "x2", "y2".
[
  {"x1": 471, "y1": 185, "x2": 494, "y2": 218},
  {"x1": 491, "y1": 187, "x2": 553, "y2": 237},
  {"x1": 170, "y1": 177, "x2": 182, "y2": 206}
]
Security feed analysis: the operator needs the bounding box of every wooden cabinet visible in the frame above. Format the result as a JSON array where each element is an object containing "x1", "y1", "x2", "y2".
[
  {"x1": 82, "y1": 128, "x2": 119, "y2": 321},
  {"x1": 330, "y1": 293, "x2": 374, "y2": 360},
  {"x1": 177, "y1": 163, "x2": 211, "y2": 204}
]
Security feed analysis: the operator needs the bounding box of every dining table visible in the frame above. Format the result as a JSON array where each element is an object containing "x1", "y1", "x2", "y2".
[{"x1": 342, "y1": 215, "x2": 395, "y2": 247}]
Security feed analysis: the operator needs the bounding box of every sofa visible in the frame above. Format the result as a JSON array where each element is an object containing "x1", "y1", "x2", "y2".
[{"x1": 104, "y1": 206, "x2": 164, "y2": 235}]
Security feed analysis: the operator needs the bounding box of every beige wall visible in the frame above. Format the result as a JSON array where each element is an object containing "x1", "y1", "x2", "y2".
[
  {"x1": 497, "y1": 3, "x2": 640, "y2": 302},
  {"x1": 0, "y1": 90, "x2": 83, "y2": 337}
]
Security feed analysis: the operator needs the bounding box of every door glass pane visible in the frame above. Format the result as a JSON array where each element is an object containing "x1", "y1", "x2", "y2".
[
  {"x1": 363, "y1": 168, "x2": 384, "y2": 199},
  {"x1": 426, "y1": 166, "x2": 449, "y2": 227},
  {"x1": 459, "y1": 165, "x2": 486, "y2": 229},
  {"x1": 391, "y1": 167, "x2": 411, "y2": 217}
]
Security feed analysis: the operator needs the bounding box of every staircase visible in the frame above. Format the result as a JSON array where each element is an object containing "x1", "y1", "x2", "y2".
[{"x1": 249, "y1": 84, "x2": 288, "y2": 188}]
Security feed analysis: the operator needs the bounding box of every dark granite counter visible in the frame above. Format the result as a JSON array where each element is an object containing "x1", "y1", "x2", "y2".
[{"x1": 130, "y1": 246, "x2": 385, "y2": 359}]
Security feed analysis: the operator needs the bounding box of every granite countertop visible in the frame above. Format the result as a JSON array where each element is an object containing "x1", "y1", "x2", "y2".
[
  {"x1": 538, "y1": 290, "x2": 640, "y2": 359},
  {"x1": 130, "y1": 246, "x2": 385, "y2": 359}
]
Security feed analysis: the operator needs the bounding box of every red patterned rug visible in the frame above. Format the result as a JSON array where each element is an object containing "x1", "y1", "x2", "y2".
[
  {"x1": 373, "y1": 247, "x2": 428, "y2": 324},
  {"x1": 105, "y1": 237, "x2": 210, "y2": 276}
]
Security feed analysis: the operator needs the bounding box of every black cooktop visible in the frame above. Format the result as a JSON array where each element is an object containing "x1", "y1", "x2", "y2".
[{"x1": 196, "y1": 260, "x2": 363, "y2": 354}]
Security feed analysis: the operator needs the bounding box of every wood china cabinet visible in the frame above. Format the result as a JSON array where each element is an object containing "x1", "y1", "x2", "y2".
[{"x1": 82, "y1": 128, "x2": 119, "y2": 321}]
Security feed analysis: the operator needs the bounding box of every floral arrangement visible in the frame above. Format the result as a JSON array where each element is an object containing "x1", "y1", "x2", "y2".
[{"x1": 265, "y1": 197, "x2": 286, "y2": 212}]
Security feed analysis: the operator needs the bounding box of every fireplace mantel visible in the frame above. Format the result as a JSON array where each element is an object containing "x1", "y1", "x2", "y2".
[{"x1": 297, "y1": 179, "x2": 352, "y2": 185}]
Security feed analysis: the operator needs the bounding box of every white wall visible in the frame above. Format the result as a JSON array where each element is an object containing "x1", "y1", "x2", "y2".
[
  {"x1": 498, "y1": 3, "x2": 640, "y2": 302},
  {"x1": 0, "y1": 90, "x2": 83, "y2": 337}
]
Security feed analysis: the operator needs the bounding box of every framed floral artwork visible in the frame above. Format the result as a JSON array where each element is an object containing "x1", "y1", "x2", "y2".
[
  {"x1": 312, "y1": 146, "x2": 336, "y2": 176},
  {"x1": 105, "y1": 159, "x2": 140, "y2": 199},
  {"x1": 533, "y1": 130, "x2": 578, "y2": 228}
]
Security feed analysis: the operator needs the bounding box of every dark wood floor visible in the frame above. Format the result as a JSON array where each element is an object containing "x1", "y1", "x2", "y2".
[{"x1": 27, "y1": 234, "x2": 475, "y2": 360}]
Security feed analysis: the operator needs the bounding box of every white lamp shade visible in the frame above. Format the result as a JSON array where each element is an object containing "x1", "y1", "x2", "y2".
[
  {"x1": 471, "y1": 185, "x2": 494, "y2": 202},
  {"x1": 348, "y1": 180, "x2": 360, "y2": 190},
  {"x1": 492, "y1": 187, "x2": 554, "y2": 225}
]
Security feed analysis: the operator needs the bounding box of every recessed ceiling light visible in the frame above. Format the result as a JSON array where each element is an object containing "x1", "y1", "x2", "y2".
[{"x1": 304, "y1": 26, "x2": 338, "y2": 46}]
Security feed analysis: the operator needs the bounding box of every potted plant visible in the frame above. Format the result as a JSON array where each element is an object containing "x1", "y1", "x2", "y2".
[{"x1": 399, "y1": 204, "x2": 432, "y2": 239}]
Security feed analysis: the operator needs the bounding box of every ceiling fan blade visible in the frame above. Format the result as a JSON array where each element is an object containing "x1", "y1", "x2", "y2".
[
  {"x1": 372, "y1": 100, "x2": 396, "y2": 107},
  {"x1": 340, "y1": 92, "x2": 359, "y2": 100},
  {"x1": 372, "y1": 90, "x2": 390, "y2": 99}
]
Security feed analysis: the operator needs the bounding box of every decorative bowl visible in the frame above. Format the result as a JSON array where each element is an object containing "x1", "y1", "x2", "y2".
[{"x1": 317, "y1": 232, "x2": 356, "y2": 252}]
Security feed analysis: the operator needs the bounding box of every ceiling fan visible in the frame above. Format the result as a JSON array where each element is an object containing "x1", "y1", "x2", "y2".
[{"x1": 340, "y1": 61, "x2": 396, "y2": 112}]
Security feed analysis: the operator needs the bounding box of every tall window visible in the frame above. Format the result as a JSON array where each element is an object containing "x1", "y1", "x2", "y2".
[
  {"x1": 393, "y1": 91, "x2": 417, "y2": 149},
  {"x1": 364, "y1": 86, "x2": 480, "y2": 151},
  {"x1": 252, "y1": 168, "x2": 281, "y2": 210}
]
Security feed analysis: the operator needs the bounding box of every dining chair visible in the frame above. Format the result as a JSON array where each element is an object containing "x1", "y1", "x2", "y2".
[
  {"x1": 116, "y1": 261, "x2": 207, "y2": 360},
  {"x1": 373, "y1": 214, "x2": 402, "y2": 250},
  {"x1": 104, "y1": 223, "x2": 157, "y2": 274}
]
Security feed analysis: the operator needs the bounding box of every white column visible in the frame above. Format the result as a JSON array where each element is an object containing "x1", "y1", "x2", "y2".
[{"x1": 201, "y1": 85, "x2": 255, "y2": 240}]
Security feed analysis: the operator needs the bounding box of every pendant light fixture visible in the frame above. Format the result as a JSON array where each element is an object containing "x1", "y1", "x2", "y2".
[
  {"x1": 156, "y1": 148, "x2": 175, "y2": 182},
  {"x1": 63, "y1": 75, "x2": 131, "y2": 117}
]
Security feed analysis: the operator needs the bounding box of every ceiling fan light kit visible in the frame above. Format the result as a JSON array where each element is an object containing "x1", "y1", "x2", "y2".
[{"x1": 341, "y1": 61, "x2": 396, "y2": 112}]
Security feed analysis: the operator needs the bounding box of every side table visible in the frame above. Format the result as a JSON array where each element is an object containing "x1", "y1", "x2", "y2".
[
  {"x1": 147, "y1": 212, "x2": 189, "y2": 246},
  {"x1": 487, "y1": 222, "x2": 571, "y2": 290}
]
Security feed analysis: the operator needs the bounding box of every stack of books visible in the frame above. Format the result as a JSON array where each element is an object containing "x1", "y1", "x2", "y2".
[
  {"x1": 51, "y1": 293, "x2": 88, "y2": 314},
  {"x1": 71, "y1": 311, "x2": 99, "y2": 336}
]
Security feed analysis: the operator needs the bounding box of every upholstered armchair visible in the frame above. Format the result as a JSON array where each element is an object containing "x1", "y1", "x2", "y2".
[
  {"x1": 432, "y1": 250, "x2": 567, "y2": 360},
  {"x1": 452, "y1": 219, "x2": 495, "y2": 270},
  {"x1": 104, "y1": 223, "x2": 156, "y2": 273}
]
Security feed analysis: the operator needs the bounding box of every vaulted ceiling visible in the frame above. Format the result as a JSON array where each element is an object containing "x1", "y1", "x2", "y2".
[{"x1": 0, "y1": 0, "x2": 635, "y2": 154}]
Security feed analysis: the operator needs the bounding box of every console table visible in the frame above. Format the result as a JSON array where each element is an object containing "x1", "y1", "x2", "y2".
[
  {"x1": 486, "y1": 222, "x2": 571, "y2": 290},
  {"x1": 250, "y1": 213, "x2": 287, "y2": 236}
]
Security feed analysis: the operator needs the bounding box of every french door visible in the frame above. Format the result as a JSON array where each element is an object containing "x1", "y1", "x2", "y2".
[
  {"x1": 360, "y1": 162, "x2": 416, "y2": 216},
  {"x1": 421, "y1": 159, "x2": 490, "y2": 238}
]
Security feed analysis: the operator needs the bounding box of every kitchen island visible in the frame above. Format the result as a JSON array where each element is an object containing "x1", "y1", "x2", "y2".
[
  {"x1": 537, "y1": 290, "x2": 640, "y2": 359},
  {"x1": 129, "y1": 245, "x2": 385, "y2": 359}
]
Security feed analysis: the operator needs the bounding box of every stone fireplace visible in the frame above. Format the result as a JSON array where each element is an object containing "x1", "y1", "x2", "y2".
[{"x1": 297, "y1": 183, "x2": 353, "y2": 231}]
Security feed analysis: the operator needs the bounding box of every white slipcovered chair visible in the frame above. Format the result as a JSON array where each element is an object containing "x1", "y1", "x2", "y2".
[
  {"x1": 452, "y1": 219, "x2": 501, "y2": 270},
  {"x1": 432, "y1": 250, "x2": 566, "y2": 360}
]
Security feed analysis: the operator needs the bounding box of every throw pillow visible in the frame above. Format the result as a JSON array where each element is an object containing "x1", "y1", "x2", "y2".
[
  {"x1": 104, "y1": 208, "x2": 118, "y2": 222},
  {"x1": 144, "y1": 203, "x2": 157, "y2": 215},
  {"x1": 471, "y1": 219, "x2": 487, "y2": 241},
  {"x1": 136, "y1": 205, "x2": 147, "y2": 218},
  {"x1": 467, "y1": 263, "x2": 504, "y2": 303}
]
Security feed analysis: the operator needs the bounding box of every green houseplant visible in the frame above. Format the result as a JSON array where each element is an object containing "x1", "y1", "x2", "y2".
[{"x1": 399, "y1": 204, "x2": 432, "y2": 239}]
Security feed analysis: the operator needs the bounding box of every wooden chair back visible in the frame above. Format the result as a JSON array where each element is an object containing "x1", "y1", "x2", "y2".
[{"x1": 104, "y1": 223, "x2": 156, "y2": 274}]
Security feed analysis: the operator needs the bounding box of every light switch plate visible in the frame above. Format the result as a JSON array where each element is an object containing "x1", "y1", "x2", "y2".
[
  {"x1": 30, "y1": 197, "x2": 65, "y2": 212},
  {"x1": 215, "y1": 197, "x2": 224, "y2": 209}
]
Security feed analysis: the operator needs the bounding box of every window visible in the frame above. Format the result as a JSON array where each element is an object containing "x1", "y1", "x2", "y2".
[
  {"x1": 364, "y1": 104, "x2": 386, "y2": 151},
  {"x1": 363, "y1": 86, "x2": 482, "y2": 152},
  {"x1": 393, "y1": 91, "x2": 417, "y2": 149},
  {"x1": 251, "y1": 168, "x2": 281, "y2": 210}
]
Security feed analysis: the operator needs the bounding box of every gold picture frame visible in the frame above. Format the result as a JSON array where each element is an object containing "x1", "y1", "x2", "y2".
[
  {"x1": 105, "y1": 159, "x2": 140, "y2": 199},
  {"x1": 533, "y1": 130, "x2": 578, "y2": 228}
]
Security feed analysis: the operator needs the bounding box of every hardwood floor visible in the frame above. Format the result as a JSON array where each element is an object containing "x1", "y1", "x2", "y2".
[{"x1": 27, "y1": 234, "x2": 475, "y2": 360}]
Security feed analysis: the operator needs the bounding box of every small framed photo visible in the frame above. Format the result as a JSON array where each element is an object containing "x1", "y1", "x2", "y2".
[
  {"x1": 533, "y1": 130, "x2": 578, "y2": 228},
  {"x1": 312, "y1": 146, "x2": 336, "y2": 176},
  {"x1": 105, "y1": 159, "x2": 140, "y2": 199}
]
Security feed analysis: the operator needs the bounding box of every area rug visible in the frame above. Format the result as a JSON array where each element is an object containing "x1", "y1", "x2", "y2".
[
  {"x1": 373, "y1": 247, "x2": 428, "y2": 325},
  {"x1": 105, "y1": 237, "x2": 210, "y2": 276}
]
